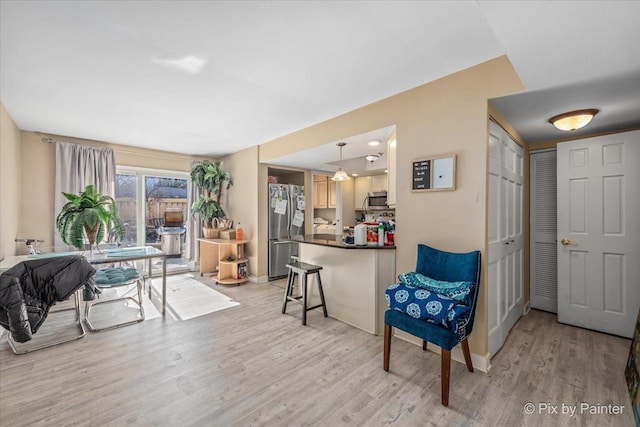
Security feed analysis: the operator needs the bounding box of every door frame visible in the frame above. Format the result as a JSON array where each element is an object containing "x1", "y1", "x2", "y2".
[{"x1": 116, "y1": 166, "x2": 191, "y2": 266}]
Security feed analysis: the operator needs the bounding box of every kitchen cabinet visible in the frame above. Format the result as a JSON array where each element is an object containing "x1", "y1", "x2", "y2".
[
  {"x1": 198, "y1": 239, "x2": 250, "y2": 285},
  {"x1": 328, "y1": 180, "x2": 337, "y2": 208},
  {"x1": 354, "y1": 175, "x2": 387, "y2": 210},
  {"x1": 354, "y1": 176, "x2": 372, "y2": 210},
  {"x1": 371, "y1": 174, "x2": 387, "y2": 192},
  {"x1": 387, "y1": 138, "x2": 396, "y2": 207},
  {"x1": 313, "y1": 175, "x2": 328, "y2": 209}
]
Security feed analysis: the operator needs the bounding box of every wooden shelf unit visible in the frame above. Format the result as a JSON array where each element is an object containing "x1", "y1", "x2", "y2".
[{"x1": 198, "y1": 238, "x2": 250, "y2": 285}]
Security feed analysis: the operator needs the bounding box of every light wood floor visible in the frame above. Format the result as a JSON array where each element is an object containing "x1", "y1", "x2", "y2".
[{"x1": 0, "y1": 276, "x2": 634, "y2": 426}]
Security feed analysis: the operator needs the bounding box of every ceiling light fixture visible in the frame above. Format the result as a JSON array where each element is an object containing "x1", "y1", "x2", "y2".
[
  {"x1": 365, "y1": 154, "x2": 380, "y2": 163},
  {"x1": 352, "y1": 173, "x2": 359, "y2": 177},
  {"x1": 548, "y1": 109, "x2": 599, "y2": 131},
  {"x1": 332, "y1": 142, "x2": 351, "y2": 181},
  {"x1": 368, "y1": 140, "x2": 380, "y2": 146}
]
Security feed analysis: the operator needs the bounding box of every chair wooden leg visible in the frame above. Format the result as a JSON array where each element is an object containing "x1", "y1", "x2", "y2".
[
  {"x1": 461, "y1": 338, "x2": 474, "y2": 372},
  {"x1": 383, "y1": 324, "x2": 391, "y2": 371},
  {"x1": 422, "y1": 340, "x2": 427, "y2": 351},
  {"x1": 441, "y1": 349, "x2": 451, "y2": 407}
]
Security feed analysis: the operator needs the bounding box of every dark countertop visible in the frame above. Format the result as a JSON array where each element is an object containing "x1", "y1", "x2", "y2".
[{"x1": 285, "y1": 234, "x2": 396, "y2": 250}]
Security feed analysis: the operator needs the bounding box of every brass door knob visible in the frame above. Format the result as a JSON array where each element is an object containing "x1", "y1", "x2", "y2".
[{"x1": 560, "y1": 238, "x2": 572, "y2": 246}]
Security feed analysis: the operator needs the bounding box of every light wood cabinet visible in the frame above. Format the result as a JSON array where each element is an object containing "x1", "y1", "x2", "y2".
[
  {"x1": 314, "y1": 179, "x2": 328, "y2": 208},
  {"x1": 354, "y1": 176, "x2": 372, "y2": 210},
  {"x1": 198, "y1": 238, "x2": 250, "y2": 285},
  {"x1": 355, "y1": 175, "x2": 387, "y2": 209},
  {"x1": 313, "y1": 175, "x2": 329, "y2": 209},
  {"x1": 328, "y1": 180, "x2": 337, "y2": 208},
  {"x1": 371, "y1": 174, "x2": 387, "y2": 193}
]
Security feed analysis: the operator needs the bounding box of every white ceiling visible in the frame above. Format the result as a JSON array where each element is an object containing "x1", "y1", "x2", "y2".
[
  {"x1": 267, "y1": 125, "x2": 394, "y2": 175},
  {"x1": 1, "y1": 1, "x2": 639, "y2": 159}
]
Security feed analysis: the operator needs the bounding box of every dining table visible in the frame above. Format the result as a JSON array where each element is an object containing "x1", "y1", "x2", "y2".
[{"x1": 0, "y1": 245, "x2": 168, "y2": 314}]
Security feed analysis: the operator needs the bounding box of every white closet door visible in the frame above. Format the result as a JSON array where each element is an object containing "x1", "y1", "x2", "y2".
[
  {"x1": 530, "y1": 150, "x2": 558, "y2": 313},
  {"x1": 488, "y1": 121, "x2": 524, "y2": 358},
  {"x1": 557, "y1": 131, "x2": 640, "y2": 337}
]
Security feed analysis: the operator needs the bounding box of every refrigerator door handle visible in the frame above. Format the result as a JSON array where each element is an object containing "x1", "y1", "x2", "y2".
[{"x1": 272, "y1": 240, "x2": 294, "y2": 245}]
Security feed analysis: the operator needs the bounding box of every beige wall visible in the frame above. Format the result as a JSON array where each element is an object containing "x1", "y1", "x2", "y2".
[
  {"x1": 221, "y1": 146, "x2": 259, "y2": 276},
  {"x1": 258, "y1": 56, "x2": 524, "y2": 356},
  {"x1": 18, "y1": 130, "x2": 211, "y2": 250},
  {"x1": 0, "y1": 103, "x2": 22, "y2": 258}
]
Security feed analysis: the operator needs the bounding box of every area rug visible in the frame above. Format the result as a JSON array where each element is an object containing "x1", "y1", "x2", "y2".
[{"x1": 150, "y1": 273, "x2": 240, "y2": 320}]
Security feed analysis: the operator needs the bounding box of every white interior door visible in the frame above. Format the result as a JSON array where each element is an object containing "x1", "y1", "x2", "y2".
[
  {"x1": 488, "y1": 121, "x2": 524, "y2": 357},
  {"x1": 557, "y1": 131, "x2": 640, "y2": 338},
  {"x1": 530, "y1": 150, "x2": 558, "y2": 313}
]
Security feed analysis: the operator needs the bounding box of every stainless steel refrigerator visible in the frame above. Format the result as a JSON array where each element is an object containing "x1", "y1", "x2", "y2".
[{"x1": 268, "y1": 183, "x2": 305, "y2": 280}]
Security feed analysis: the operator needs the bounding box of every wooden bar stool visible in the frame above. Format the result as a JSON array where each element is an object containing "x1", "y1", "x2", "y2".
[{"x1": 281, "y1": 260, "x2": 328, "y2": 325}]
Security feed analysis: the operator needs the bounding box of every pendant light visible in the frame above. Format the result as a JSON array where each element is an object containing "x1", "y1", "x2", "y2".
[
  {"x1": 548, "y1": 109, "x2": 599, "y2": 131},
  {"x1": 332, "y1": 142, "x2": 351, "y2": 181}
]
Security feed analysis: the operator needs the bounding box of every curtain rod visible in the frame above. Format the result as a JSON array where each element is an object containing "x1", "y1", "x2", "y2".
[{"x1": 40, "y1": 135, "x2": 196, "y2": 161}]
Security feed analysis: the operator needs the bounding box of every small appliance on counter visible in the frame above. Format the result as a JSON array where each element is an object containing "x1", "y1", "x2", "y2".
[
  {"x1": 353, "y1": 220, "x2": 395, "y2": 247},
  {"x1": 354, "y1": 224, "x2": 367, "y2": 246}
]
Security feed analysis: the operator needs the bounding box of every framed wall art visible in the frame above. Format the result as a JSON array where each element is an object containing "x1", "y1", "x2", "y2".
[{"x1": 412, "y1": 154, "x2": 456, "y2": 192}]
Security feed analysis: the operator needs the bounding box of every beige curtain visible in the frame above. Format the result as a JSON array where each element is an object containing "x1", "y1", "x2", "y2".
[{"x1": 54, "y1": 141, "x2": 116, "y2": 246}]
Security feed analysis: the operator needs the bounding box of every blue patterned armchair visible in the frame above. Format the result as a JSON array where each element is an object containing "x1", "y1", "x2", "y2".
[{"x1": 383, "y1": 244, "x2": 481, "y2": 406}]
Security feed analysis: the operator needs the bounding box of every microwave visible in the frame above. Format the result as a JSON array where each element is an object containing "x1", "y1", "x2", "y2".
[{"x1": 367, "y1": 191, "x2": 388, "y2": 210}]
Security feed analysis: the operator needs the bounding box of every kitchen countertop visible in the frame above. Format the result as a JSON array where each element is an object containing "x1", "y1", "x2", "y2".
[{"x1": 285, "y1": 234, "x2": 396, "y2": 249}]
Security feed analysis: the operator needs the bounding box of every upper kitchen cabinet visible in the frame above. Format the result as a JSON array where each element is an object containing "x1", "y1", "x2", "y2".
[
  {"x1": 371, "y1": 175, "x2": 387, "y2": 193},
  {"x1": 354, "y1": 176, "x2": 371, "y2": 210},
  {"x1": 313, "y1": 175, "x2": 328, "y2": 209},
  {"x1": 386, "y1": 138, "x2": 396, "y2": 208},
  {"x1": 328, "y1": 180, "x2": 337, "y2": 208},
  {"x1": 354, "y1": 175, "x2": 387, "y2": 210}
]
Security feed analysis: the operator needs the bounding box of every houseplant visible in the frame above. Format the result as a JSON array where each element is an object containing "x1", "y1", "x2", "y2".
[
  {"x1": 56, "y1": 184, "x2": 126, "y2": 250},
  {"x1": 190, "y1": 160, "x2": 233, "y2": 237}
]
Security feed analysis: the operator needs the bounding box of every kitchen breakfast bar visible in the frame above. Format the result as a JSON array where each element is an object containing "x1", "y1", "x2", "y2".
[{"x1": 286, "y1": 234, "x2": 395, "y2": 335}]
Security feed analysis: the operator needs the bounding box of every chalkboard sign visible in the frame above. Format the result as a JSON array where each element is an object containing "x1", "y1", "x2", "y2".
[
  {"x1": 412, "y1": 154, "x2": 457, "y2": 192},
  {"x1": 412, "y1": 159, "x2": 431, "y2": 190}
]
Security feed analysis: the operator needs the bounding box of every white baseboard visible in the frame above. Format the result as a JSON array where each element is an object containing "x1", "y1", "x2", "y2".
[
  {"x1": 393, "y1": 330, "x2": 492, "y2": 373},
  {"x1": 524, "y1": 300, "x2": 531, "y2": 315}
]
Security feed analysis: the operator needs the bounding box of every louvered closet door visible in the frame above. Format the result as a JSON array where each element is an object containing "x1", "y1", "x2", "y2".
[{"x1": 530, "y1": 150, "x2": 558, "y2": 313}]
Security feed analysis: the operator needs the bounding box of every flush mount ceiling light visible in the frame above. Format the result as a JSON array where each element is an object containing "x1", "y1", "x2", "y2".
[
  {"x1": 368, "y1": 140, "x2": 380, "y2": 146},
  {"x1": 332, "y1": 142, "x2": 351, "y2": 181},
  {"x1": 351, "y1": 173, "x2": 359, "y2": 177},
  {"x1": 548, "y1": 109, "x2": 599, "y2": 131},
  {"x1": 365, "y1": 154, "x2": 380, "y2": 163}
]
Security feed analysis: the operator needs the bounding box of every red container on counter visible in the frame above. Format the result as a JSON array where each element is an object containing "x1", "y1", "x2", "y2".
[{"x1": 386, "y1": 231, "x2": 394, "y2": 245}]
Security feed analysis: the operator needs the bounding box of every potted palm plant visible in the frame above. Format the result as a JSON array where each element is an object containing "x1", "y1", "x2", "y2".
[
  {"x1": 190, "y1": 160, "x2": 233, "y2": 238},
  {"x1": 56, "y1": 184, "x2": 126, "y2": 250}
]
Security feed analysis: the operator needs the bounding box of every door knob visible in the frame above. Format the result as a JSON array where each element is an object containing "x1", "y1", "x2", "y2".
[{"x1": 560, "y1": 238, "x2": 573, "y2": 246}]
